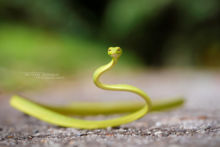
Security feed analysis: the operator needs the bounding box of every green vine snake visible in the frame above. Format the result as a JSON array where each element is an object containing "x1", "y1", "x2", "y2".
[{"x1": 10, "y1": 47, "x2": 184, "y2": 129}]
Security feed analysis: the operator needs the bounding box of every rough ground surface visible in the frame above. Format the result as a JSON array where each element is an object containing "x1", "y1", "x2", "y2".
[{"x1": 0, "y1": 70, "x2": 220, "y2": 147}]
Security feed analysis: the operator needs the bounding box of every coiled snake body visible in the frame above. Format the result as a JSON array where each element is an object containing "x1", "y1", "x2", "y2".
[{"x1": 10, "y1": 47, "x2": 184, "y2": 129}]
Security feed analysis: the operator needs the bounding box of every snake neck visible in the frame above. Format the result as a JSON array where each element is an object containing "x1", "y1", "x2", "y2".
[
  {"x1": 93, "y1": 57, "x2": 152, "y2": 109},
  {"x1": 93, "y1": 57, "x2": 117, "y2": 90}
]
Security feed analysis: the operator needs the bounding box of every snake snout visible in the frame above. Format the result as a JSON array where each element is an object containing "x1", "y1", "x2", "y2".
[{"x1": 110, "y1": 53, "x2": 120, "y2": 58}]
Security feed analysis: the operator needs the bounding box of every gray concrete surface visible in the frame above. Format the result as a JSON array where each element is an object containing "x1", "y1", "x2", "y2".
[{"x1": 0, "y1": 70, "x2": 219, "y2": 147}]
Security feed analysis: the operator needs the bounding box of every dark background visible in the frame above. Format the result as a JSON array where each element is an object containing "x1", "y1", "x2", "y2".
[{"x1": 0, "y1": 0, "x2": 220, "y2": 90}]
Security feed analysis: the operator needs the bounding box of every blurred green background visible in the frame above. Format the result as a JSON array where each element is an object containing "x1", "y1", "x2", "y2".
[{"x1": 0, "y1": 0, "x2": 220, "y2": 91}]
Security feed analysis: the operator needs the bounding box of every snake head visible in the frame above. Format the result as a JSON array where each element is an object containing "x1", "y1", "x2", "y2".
[{"x1": 108, "y1": 47, "x2": 122, "y2": 58}]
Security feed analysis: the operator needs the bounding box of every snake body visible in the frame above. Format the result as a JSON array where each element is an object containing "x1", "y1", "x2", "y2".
[{"x1": 10, "y1": 47, "x2": 184, "y2": 129}]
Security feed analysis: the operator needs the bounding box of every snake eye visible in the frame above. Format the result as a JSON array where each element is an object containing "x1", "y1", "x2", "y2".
[
  {"x1": 108, "y1": 49, "x2": 111, "y2": 52},
  {"x1": 117, "y1": 49, "x2": 121, "y2": 51}
]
